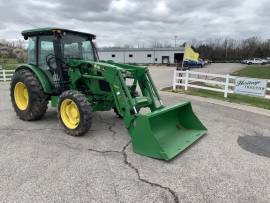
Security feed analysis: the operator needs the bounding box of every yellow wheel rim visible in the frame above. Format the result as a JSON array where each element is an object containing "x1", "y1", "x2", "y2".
[
  {"x1": 60, "y1": 99, "x2": 80, "y2": 129},
  {"x1": 14, "y1": 82, "x2": 29, "y2": 110}
]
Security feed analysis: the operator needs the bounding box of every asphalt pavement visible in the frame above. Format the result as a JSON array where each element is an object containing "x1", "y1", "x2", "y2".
[{"x1": 148, "y1": 63, "x2": 245, "y2": 88}]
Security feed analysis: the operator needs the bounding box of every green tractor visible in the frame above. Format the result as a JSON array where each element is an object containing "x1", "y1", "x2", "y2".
[{"x1": 10, "y1": 28, "x2": 207, "y2": 160}]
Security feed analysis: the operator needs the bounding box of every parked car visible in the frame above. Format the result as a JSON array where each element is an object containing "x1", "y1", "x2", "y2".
[
  {"x1": 245, "y1": 58, "x2": 267, "y2": 65},
  {"x1": 183, "y1": 59, "x2": 205, "y2": 69},
  {"x1": 266, "y1": 57, "x2": 270, "y2": 64},
  {"x1": 241, "y1": 59, "x2": 249, "y2": 64}
]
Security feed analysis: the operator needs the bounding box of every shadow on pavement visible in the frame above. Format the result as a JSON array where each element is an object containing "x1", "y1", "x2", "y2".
[{"x1": 238, "y1": 133, "x2": 270, "y2": 158}]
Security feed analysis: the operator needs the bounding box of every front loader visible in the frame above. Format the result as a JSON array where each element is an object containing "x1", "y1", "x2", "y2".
[{"x1": 10, "y1": 28, "x2": 207, "y2": 160}]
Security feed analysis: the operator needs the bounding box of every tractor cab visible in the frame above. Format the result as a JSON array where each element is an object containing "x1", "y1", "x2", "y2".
[{"x1": 22, "y1": 28, "x2": 98, "y2": 91}]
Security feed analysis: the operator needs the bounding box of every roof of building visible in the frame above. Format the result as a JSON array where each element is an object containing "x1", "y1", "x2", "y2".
[
  {"x1": 98, "y1": 47, "x2": 184, "y2": 52},
  {"x1": 21, "y1": 28, "x2": 96, "y2": 39}
]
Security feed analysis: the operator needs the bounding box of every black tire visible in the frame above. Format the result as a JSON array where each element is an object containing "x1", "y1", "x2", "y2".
[
  {"x1": 10, "y1": 69, "x2": 48, "y2": 121},
  {"x1": 248, "y1": 62, "x2": 252, "y2": 65},
  {"x1": 58, "y1": 90, "x2": 92, "y2": 136},
  {"x1": 113, "y1": 107, "x2": 123, "y2": 118}
]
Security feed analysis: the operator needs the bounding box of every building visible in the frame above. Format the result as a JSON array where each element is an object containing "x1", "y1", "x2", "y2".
[{"x1": 98, "y1": 47, "x2": 184, "y2": 64}]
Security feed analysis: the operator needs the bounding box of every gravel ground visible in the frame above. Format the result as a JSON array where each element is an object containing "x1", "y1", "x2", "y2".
[{"x1": 0, "y1": 63, "x2": 269, "y2": 203}]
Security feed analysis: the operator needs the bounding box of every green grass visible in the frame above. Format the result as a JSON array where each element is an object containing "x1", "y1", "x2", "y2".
[
  {"x1": 233, "y1": 65, "x2": 270, "y2": 79},
  {"x1": 0, "y1": 57, "x2": 19, "y2": 63},
  {"x1": 2, "y1": 64, "x2": 22, "y2": 70},
  {"x1": 167, "y1": 88, "x2": 270, "y2": 110},
  {"x1": 0, "y1": 57, "x2": 22, "y2": 70}
]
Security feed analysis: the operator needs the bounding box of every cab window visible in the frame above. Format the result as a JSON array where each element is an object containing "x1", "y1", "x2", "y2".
[
  {"x1": 39, "y1": 36, "x2": 55, "y2": 70},
  {"x1": 62, "y1": 34, "x2": 95, "y2": 61},
  {"x1": 82, "y1": 41, "x2": 94, "y2": 60},
  {"x1": 27, "y1": 37, "x2": 37, "y2": 65}
]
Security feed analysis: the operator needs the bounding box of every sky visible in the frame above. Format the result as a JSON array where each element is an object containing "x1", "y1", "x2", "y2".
[{"x1": 0, "y1": 0, "x2": 269, "y2": 47}]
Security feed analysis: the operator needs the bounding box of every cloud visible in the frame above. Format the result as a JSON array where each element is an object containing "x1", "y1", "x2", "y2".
[{"x1": 0, "y1": 0, "x2": 269, "y2": 47}]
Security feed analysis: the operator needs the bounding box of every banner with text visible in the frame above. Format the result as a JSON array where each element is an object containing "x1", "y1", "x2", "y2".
[{"x1": 234, "y1": 77, "x2": 267, "y2": 97}]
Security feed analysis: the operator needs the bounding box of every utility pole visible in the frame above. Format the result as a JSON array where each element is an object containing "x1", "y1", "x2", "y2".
[{"x1": 174, "y1": 36, "x2": 177, "y2": 47}]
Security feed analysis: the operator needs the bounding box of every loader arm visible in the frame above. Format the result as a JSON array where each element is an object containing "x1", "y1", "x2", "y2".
[
  {"x1": 105, "y1": 64, "x2": 207, "y2": 160},
  {"x1": 67, "y1": 60, "x2": 207, "y2": 160},
  {"x1": 102, "y1": 64, "x2": 163, "y2": 128},
  {"x1": 68, "y1": 60, "x2": 163, "y2": 128}
]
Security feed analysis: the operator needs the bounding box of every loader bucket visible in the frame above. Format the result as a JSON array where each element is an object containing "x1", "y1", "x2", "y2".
[{"x1": 129, "y1": 102, "x2": 207, "y2": 160}]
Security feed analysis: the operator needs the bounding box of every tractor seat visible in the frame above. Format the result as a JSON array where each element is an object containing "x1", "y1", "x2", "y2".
[{"x1": 134, "y1": 96, "x2": 151, "y2": 108}]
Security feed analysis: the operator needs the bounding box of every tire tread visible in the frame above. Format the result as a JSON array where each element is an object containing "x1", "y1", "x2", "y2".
[
  {"x1": 10, "y1": 69, "x2": 48, "y2": 121},
  {"x1": 58, "y1": 90, "x2": 92, "y2": 136}
]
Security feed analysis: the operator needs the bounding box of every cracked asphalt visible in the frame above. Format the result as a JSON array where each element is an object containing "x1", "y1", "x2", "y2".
[{"x1": 0, "y1": 64, "x2": 270, "y2": 203}]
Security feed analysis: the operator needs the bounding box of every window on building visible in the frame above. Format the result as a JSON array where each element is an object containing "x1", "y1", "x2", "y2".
[
  {"x1": 155, "y1": 58, "x2": 158, "y2": 62},
  {"x1": 147, "y1": 54, "x2": 152, "y2": 58},
  {"x1": 129, "y1": 54, "x2": 133, "y2": 58},
  {"x1": 112, "y1": 54, "x2": 115, "y2": 58}
]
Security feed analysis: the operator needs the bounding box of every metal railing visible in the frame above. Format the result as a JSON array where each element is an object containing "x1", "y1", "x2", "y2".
[{"x1": 173, "y1": 70, "x2": 270, "y2": 99}]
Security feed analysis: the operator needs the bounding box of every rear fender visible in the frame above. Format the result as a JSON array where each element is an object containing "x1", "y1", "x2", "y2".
[{"x1": 16, "y1": 64, "x2": 53, "y2": 94}]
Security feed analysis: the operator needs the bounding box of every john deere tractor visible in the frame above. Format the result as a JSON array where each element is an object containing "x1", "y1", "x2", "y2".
[{"x1": 10, "y1": 28, "x2": 207, "y2": 160}]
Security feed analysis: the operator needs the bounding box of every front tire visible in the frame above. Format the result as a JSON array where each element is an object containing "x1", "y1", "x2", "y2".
[
  {"x1": 58, "y1": 90, "x2": 92, "y2": 136},
  {"x1": 10, "y1": 69, "x2": 48, "y2": 121}
]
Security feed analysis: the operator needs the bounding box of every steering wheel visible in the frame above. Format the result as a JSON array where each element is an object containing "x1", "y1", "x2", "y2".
[
  {"x1": 46, "y1": 54, "x2": 57, "y2": 70},
  {"x1": 46, "y1": 54, "x2": 67, "y2": 70}
]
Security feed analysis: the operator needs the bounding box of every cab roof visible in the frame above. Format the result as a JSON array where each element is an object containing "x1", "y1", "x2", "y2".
[{"x1": 21, "y1": 28, "x2": 96, "y2": 39}]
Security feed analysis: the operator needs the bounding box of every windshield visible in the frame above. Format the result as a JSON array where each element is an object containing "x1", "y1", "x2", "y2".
[{"x1": 61, "y1": 34, "x2": 96, "y2": 61}]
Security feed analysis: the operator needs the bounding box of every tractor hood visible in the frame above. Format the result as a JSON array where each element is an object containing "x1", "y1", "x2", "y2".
[{"x1": 67, "y1": 59, "x2": 147, "y2": 72}]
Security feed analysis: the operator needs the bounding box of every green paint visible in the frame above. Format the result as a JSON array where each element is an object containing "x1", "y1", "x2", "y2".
[
  {"x1": 129, "y1": 102, "x2": 207, "y2": 160},
  {"x1": 50, "y1": 96, "x2": 59, "y2": 107}
]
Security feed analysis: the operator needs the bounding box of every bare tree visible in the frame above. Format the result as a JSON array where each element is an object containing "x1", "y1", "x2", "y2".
[{"x1": 196, "y1": 37, "x2": 270, "y2": 61}]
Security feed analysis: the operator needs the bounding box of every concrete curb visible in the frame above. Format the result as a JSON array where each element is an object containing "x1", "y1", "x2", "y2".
[{"x1": 160, "y1": 87, "x2": 270, "y2": 118}]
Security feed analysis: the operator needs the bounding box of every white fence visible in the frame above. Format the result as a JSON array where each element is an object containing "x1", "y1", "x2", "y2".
[
  {"x1": 173, "y1": 70, "x2": 270, "y2": 99},
  {"x1": 0, "y1": 69, "x2": 15, "y2": 82}
]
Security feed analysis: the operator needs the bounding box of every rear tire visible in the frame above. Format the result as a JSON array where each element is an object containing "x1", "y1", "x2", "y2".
[
  {"x1": 10, "y1": 69, "x2": 48, "y2": 121},
  {"x1": 58, "y1": 90, "x2": 92, "y2": 136}
]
